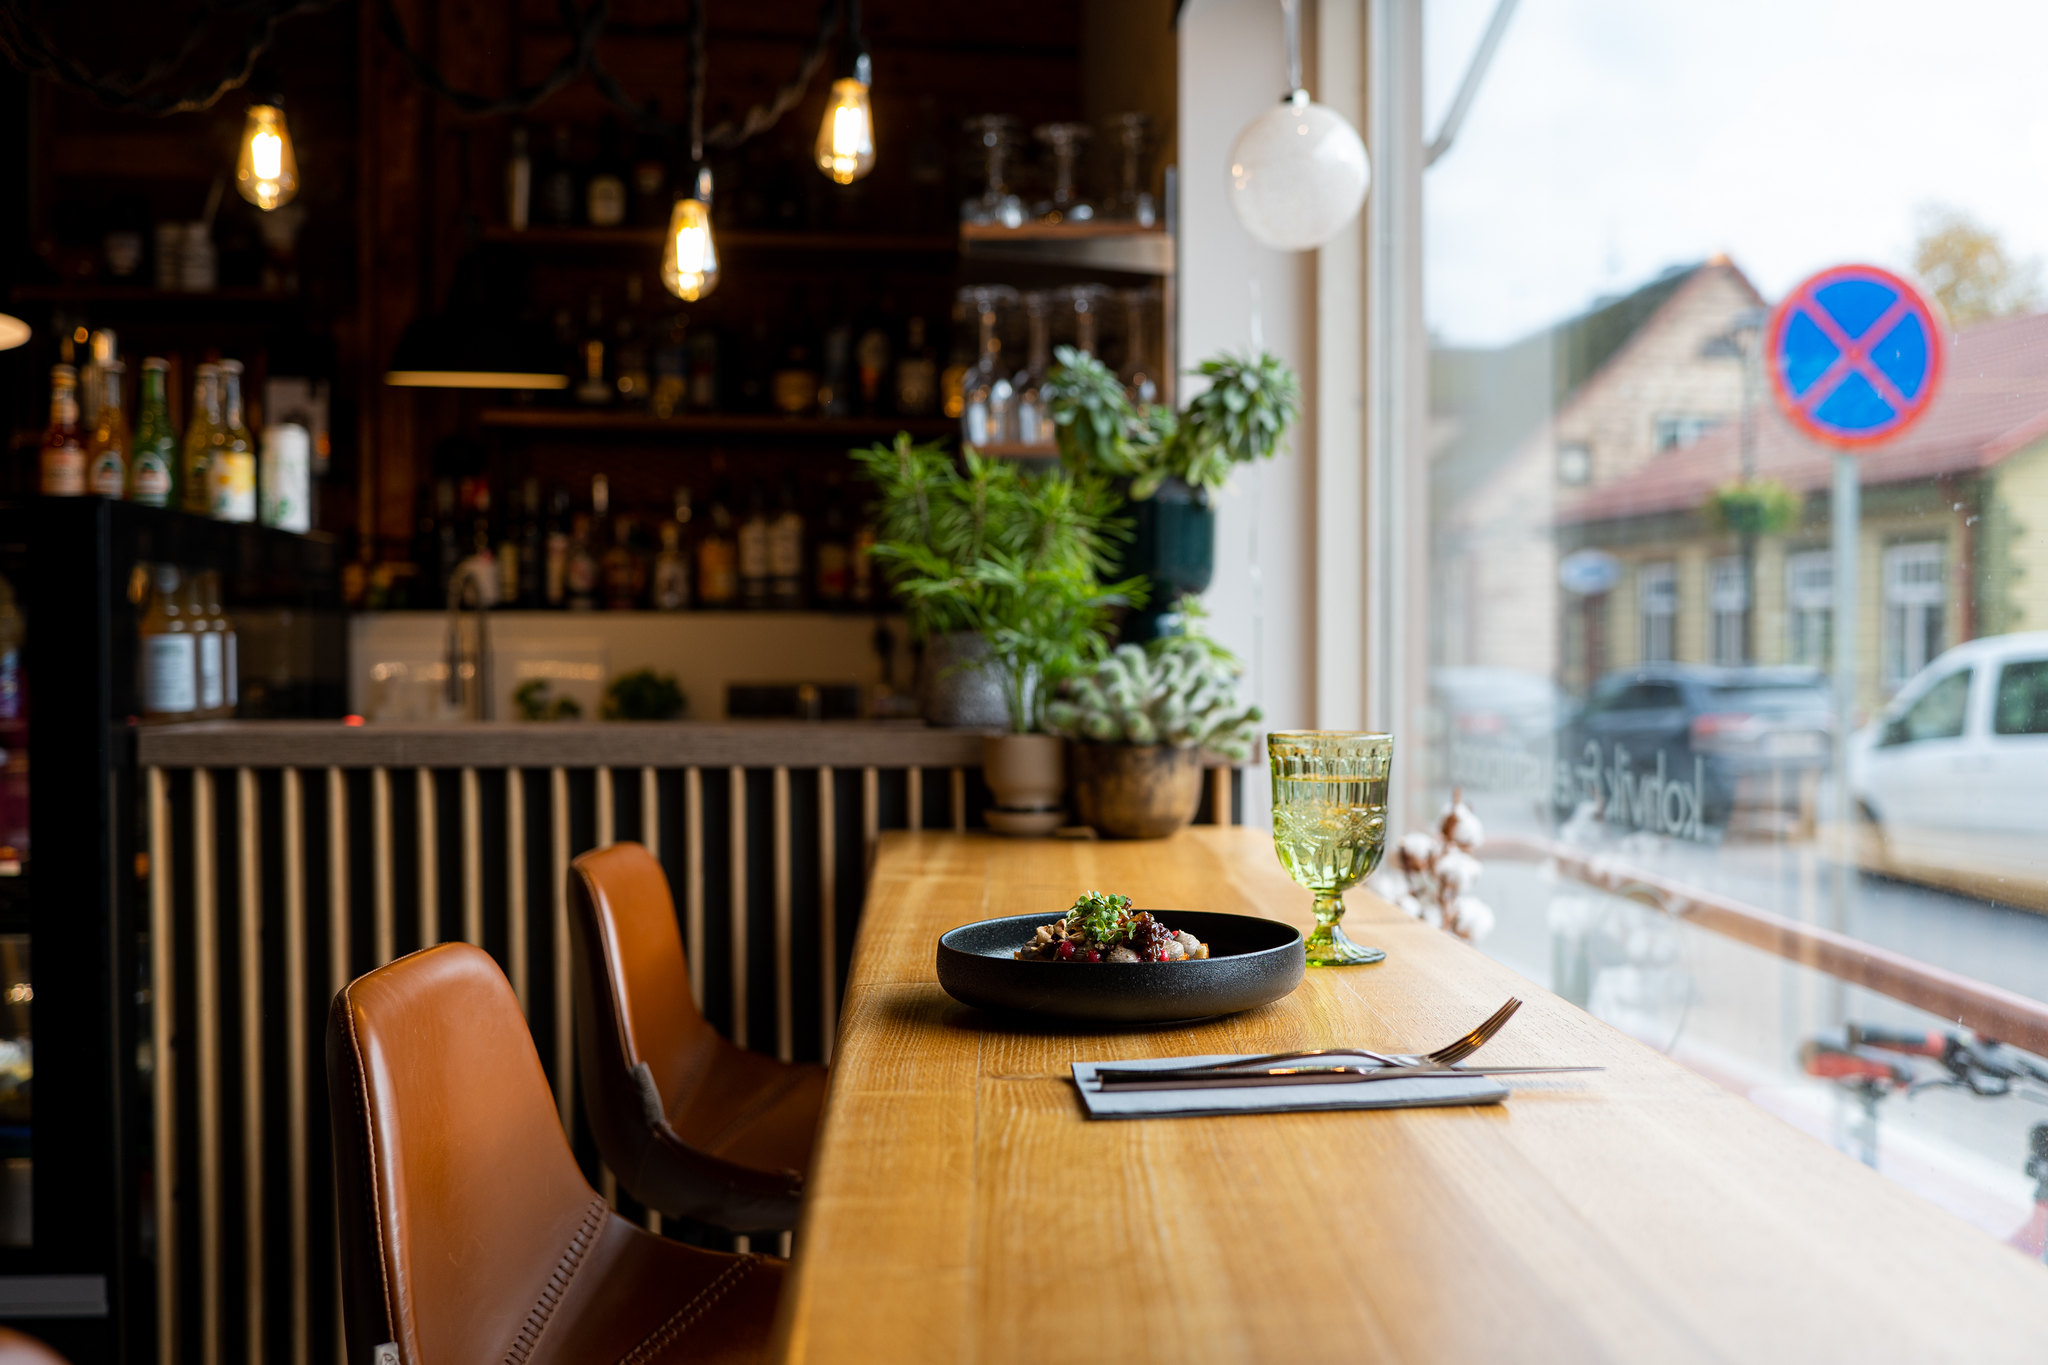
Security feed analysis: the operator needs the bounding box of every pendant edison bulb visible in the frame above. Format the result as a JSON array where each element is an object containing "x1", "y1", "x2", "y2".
[
  {"x1": 661, "y1": 196, "x2": 720, "y2": 302},
  {"x1": 1227, "y1": 91, "x2": 1368, "y2": 252},
  {"x1": 815, "y1": 77, "x2": 877, "y2": 184},
  {"x1": 236, "y1": 103, "x2": 299, "y2": 212}
]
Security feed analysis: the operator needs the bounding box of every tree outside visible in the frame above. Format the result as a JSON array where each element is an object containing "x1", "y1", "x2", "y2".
[{"x1": 1913, "y1": 204, "x2": 2045, "y2": 325}]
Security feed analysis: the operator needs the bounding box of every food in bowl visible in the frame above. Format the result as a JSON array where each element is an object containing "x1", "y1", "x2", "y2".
[{"x1": 1012, "y1": 891, "x2": 1211, "y2": 963}]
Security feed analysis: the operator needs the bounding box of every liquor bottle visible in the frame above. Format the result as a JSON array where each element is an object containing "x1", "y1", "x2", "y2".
[
  {"x1": 739, "y1": 479, "x2": 773, "y2": 607},
  {"x1": 206, "y1": 570, "x2": 238, "y2": 714},
  {"x1": 696, "y1": 476, "x2": 740, "y2": 608},
  {"x1": 211, "y1": 361, "x2": 257, "y2": 522},
  {"x1": 182, "y1": 364, "x2": 222, "y2": 513},
  {"x1": 814, "y1": 479, "x2": 851, "y2": 606},
  {"x1": 506, "y1": 126, "x2": 533, "y2": 231},
  {"x1": 39, "y1": 365, "x2": 87, "y2": 497},
  {"x1": 737, "y1": 312, "x2": 772, "y2": 413},
  {"x1": 850, "y1": 516, "x2": 878, "y2": 606},
  {"x1": 772, "y1": 325, "x2": 819, "y2": 418},
  {"x1": 88, "y1": 360, "x2": 130, "y2": 497},
  {"x1": 79, "y1": 329, "x2": 116, "y2": 429},
  {"x1": 687, "y1": 326, "x2": 720, "y2": 412},
  {"x1": 516, "y1": 479, "x2": 545, "y2": 608},
  {"x1": 602, "y1": 515, "x2": 643, "y2": 609},
  {"x1": 429, "y1": 477, "x2": 462, "y2": 606},
  {"x1": 130, "y1": 358, "x2": 177, "y2": 507},
  {"x1": 585, "y1": 118, "x2": 628, "y2": 227},
  {"x1": 769, "y1": 475, "x2": 805, "y2": 609},
  {"x1": 543, "y1": 488, "x2": 571, "y2": 608},
  {"x1": 651, "y1": 314, "x2": 688, "y2": 418},
  {"x1": 139, "y1": 564, "x2": 197, "y2": 718},
  {"x1": 539, "y1": 124, "x2": 578, "y2": 226},
  {"x1": 577, "y1": 292, "x2": 611, "y2": 406},
  {"x1": 566, "y1": 513, "x2": 600, "y2": 611},
  {"x1": 819, "y1": 322, "x2": 853, "y2": 418},
  {"x1": 941, "y1": 298, "x2": 971, "y2": 420},
  {"x1": 652, "y1": 516, "x2": 690, "y2": 610},
  {"x1": 614, "y1": 275, "x2": 650, "y2": 408},
  {"x1": 855, "y1": 316, "x2": 892, "y2": 416},
  {"x1": 893, "y1": 317, "x2": 938, "y2": 417},
  {"x1": 191, "y1": 569, "x2": 224, "y2": 717},
  {"x1": 630, "y1": 115, "x2": 670, "y2": 228}
]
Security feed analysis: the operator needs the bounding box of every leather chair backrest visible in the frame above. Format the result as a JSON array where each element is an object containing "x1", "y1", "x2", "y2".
[
  {"x1": 327, "y1": 942, "x2": 604, "y2": 1365},
  {"x1": 568, "y1": 843, "x2": 718, "y2": 1150}
]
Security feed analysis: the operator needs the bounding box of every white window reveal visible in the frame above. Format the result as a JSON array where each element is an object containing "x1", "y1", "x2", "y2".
[
  {"x1": 1785, "y1": 550, "x2": 1832, "y2": 668},
  {"x1": 1557, "y1": 441, "x2": 1592, "y2": 486},
  {"x1": 1639, "y1": 561, "x2": 1678, "y2": 663},
  {"x1": 1882, "y1": 542, "x2": 1946, "y2": 685},
  {"x1": 1708, "y1": 555, "x2": 1748, "y2": 665}
]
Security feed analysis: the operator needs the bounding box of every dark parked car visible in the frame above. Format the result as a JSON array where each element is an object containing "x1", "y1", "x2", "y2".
[{"x1": 1556, "y1": 665, "x2": 1832, "y2": 833}]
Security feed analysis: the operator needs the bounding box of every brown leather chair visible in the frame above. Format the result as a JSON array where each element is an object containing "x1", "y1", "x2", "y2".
[
  {"x1": 569, "y1": 842, "x2": 826, "y2": 1232},
  {"x1": 0, "y1": 1328, "x2": 69, "y2": 1365},
  {"x1": 327, "y1": 941, "x2": 782, "y2": 1365}
]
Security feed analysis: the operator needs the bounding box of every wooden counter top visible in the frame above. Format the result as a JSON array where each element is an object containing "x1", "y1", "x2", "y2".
[{"x1": 775, "y1": 828, "x2": 2048, "y2": 1364}]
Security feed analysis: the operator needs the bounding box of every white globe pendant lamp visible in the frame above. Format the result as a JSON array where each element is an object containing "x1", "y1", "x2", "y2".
[{"x1": 1227, "y1": 0, "x2": 1369, "y2": 252}]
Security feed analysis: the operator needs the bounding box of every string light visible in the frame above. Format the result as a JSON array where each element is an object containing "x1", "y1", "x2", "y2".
[
  {"x1": 236, "y1": 100, "x2": 299, "y2": 211},
  {"x1": 814, "y1": 1, "x2": 874, "y2": 185},
  {"x1": 661, "y1": 167, "x2": 720, "y2": 301}
]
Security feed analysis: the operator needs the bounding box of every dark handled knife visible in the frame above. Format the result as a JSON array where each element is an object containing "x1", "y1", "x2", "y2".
[{"x1": 1092, "y1": 1065, "x2": 1603, "y2": 1092}]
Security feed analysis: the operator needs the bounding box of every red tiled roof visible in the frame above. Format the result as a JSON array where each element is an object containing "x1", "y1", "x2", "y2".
[{"x1": 1563, "y1": 309, "x2": 2048, "y2": 524}]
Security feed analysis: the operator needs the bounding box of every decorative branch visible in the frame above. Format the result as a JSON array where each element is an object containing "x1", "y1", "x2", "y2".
[{"x1": 1376, "y1": 792, "x2": 1496, "y2": 943}]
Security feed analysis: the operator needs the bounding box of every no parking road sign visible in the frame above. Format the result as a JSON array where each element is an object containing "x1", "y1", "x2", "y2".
[{"x1": 1765, "y1": 264, "x2": 1945, "y2": 448}]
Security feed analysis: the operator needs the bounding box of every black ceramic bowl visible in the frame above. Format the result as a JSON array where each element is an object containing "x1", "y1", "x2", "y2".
[{"x1": 935, "y1": 910, "x2": 1305, "y2": 1024}]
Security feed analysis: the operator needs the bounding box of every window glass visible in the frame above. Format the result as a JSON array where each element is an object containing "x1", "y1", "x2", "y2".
[
  {"x1": 1784, "y1": 550, "x2": 1832, "y2": 667},
  {"x1": 1882, "y1": 542, "x2": 1947, "y2": 685},
  {"x1": 1883, "y1": 669, "x2": 1971, "y2": 745},
  {"x1": 1993, "y1": 659, "x2": 2048, "y2": 736},
  {"x1": 1420, "y1": 0, "x2": 2048, "y2": 1256},
  {"x1": 1637, "y1": 563, "x2": 1676, "y2": 662}
]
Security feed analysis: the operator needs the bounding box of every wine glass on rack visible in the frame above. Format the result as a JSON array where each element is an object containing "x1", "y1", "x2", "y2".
[
  {"x1": 1117, "y1": 288, "x2": 1160, "y2": 407},
  {"x1": 959, "y1": 285, "x2": 1021, "y2": 448},
  {"x1": 1106, "y1": 112, "x2": 1156, "y2": 226},
  {"x1": 1052, "y1": 282, "x2": 1110, "y2": 360},
  {"x1": 1268, "y1": 731, "x2": 1392, "y2": 966},
  {"x1": 962, "y1": 115, "x2": 1025, "y2": 228},
  {"x1": 1012, "y1": 291, "x2": 1054, "y2": 448},
  {"x1": 1033, "y1": 122, "x2": 1095, "y2": 224}
]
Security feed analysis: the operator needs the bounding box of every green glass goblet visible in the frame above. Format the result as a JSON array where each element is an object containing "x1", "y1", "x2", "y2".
[{"x1": 1268, "y1": 731, "x2": 1392, "y2": 966}]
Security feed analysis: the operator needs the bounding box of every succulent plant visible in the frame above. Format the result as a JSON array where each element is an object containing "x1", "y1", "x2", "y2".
[{"x1": 1044, "y1": 635, "x2": 1262, "y2": 760}]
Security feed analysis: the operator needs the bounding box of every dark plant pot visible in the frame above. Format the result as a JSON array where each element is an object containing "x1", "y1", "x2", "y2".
[
  {"x1": 921, "y1": 631, "x2": 1008, "y2": 729},
  {"x1": 1070, "y1": 741, "x2": 1203, "y2": 839},
  {"x1": 1119, "y1": 477, "x2": 1216, "y2": 643}
]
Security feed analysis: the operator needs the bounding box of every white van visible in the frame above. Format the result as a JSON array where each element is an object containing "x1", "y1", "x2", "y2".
[{"x1": 1851, "y1": 632, "x2": 2048, "y2": 911}]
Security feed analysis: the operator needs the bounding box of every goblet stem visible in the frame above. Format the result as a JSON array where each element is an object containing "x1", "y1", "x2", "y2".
[{"x1": 1304, "y1": 890, "x2": 1385, "y2": 966}]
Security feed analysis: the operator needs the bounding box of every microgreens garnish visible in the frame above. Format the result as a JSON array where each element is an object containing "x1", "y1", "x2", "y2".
[{"x1": 1063, "y1": 891, "x2": 1135, "y2": 945}]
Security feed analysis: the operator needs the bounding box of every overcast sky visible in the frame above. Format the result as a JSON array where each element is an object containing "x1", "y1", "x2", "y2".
[{"x1": 1423, "y1": 0, "x2": 2048, "y2": 347}]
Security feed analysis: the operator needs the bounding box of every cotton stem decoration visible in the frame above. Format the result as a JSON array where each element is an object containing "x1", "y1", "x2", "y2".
[{"x1": 1379, "y1": 792, "x2": 1495, "y2": 943}]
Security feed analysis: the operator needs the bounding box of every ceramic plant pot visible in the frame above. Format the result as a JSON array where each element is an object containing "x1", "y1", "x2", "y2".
[
  {"x1": 1070, "y1": 741, "x2": 1203, "y2": 839},
  {"x1": 921, "y1": 631, "x2": 1010, "y2": 729},
  {"x1": 1117, "y1": 477, "x2": 1216, "y2": 642},
  {"x1": 982, "y1": 733, "x2": 1066, "y2": 836}
]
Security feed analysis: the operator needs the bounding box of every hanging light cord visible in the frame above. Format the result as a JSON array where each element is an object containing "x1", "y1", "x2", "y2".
[
  {"x1": 0, "y1": 0, "x2": 346, "y2": 116},
  {"x1": 1280, "y1": 0, "x2": 1303, "y2": 97},
  {"x1": 2, "y1": 0, "x2": 850, "y2": 153}
]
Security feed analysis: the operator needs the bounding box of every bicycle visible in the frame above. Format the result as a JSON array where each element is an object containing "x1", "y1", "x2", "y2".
[{"x1": 1799, "y1": 1023, "x2": 2048, "y2": 1263}]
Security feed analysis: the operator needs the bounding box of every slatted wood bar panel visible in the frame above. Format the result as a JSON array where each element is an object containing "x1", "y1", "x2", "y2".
[{"x1": 136, "y1": 722, "x2": 1241, "y2": 1365}]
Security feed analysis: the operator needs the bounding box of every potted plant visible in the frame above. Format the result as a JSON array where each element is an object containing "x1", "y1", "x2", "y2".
[
  {"x1": 1045, "y1": 626, "x2": 1262, "y2": 839},
  {"x1": 855, "y1": 437, "x2": 1143, "y2": 833},
  {"x1": 1044, "y1": 346, "x2": 1301, "y2": 639}
]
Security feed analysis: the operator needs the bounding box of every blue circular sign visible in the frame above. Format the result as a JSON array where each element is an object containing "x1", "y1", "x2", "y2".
[{"x1": 1765, "y1": 264, "x2": 1944, "y2": 448}]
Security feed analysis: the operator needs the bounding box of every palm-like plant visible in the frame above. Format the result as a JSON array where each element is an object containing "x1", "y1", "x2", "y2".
[{"x1": 852, "y1": 435, "x2": 1144, "y2": 732}]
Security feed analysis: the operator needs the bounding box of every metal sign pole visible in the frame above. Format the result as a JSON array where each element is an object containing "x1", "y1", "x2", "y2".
[{"x1": 1830, "y1": 449, "x2": 1860, "y2": 1020}]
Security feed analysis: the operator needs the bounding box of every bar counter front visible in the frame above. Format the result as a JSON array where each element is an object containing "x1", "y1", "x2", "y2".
[{"x1": 777, "y1": 827, "x2": 2048, "y2": 1364}]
